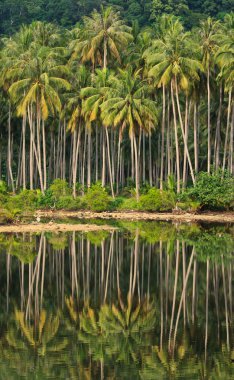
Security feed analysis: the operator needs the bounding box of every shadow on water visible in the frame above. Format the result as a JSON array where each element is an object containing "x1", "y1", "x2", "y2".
[{"x1": 0, "y1": 221, "x2": 233, "y2": 379}]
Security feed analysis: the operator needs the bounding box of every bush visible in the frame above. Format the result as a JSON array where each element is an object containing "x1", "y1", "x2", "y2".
[
  {"x1": 186, "y1": 170, "x2": 234, "y2": 210},
  {"x1": 0, "y1": 180, "x2": 7, "y2": 194},
  {"x1": 0, "y1": 208, "x2": 14, "y2": 224},
  {"x1": 83, "y1": 183, "x2": 112, "y2": 212},
  {"x1": 176, "y1": 201, "x2": 201, "y2": 213},
  {"x1": 49, "y1": 179, "x2": 71, "y2": 201},
  {"x1": 6, "y1": 190, "x2": 38, "y2": 212},
  {"x1": 139, "y1": 189, "x2": 175, "y2": 212},
  {"x1": 117, "y1": 197, "x2": 139, "y2": 211},
  {"x1": 56, "y1": 196, "x2": 81, "y2": 210}
]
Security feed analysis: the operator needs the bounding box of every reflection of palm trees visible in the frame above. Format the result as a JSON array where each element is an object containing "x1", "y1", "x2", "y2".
[
  {"x1": 8, "y1": 309, "x2": 68, "y2": 355},
  {"x1": 0, "y1": 309, "x2": 69, "y2": 378},
  {"x1": 140, "y1": 332, "x2": 198, "y2": 379}
]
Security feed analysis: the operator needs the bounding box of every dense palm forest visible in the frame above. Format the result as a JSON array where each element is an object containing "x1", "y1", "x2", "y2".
[{"x1": 0, "y1": 6, "x2": 233, "y2": 211}]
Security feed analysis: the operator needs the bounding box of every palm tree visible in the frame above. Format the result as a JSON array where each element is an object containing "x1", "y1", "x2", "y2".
[
  {"x1": 8, "y1": 44, "x2": 70, "y2": 192},
  {"x1": 72, "y1": 6, "x2": 133, "y2": 69},
  {"x1": 101, "y1": 68, "x2": 158, "y2": 200},
  {"x1": 199, "y1": 17, "x2": 220, "y2": 174},
  {"x1": 81, "y1": 68, "x2": 115, "y2": 197},
  {"x1": 144, "y1": 18, "x2": 202, "y2": 192}
]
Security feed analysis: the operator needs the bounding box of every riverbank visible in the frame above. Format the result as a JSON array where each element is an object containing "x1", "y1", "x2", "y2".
[
  {"x1": 0, "y1": 222, "x2": 116, "y2": 233},
  {"x1": 29, "y1": 210, "x2": 234, "y2": 223}
]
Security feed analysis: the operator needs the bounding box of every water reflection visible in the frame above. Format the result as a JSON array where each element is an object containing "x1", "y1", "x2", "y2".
[{"x1": 0, "y1": 222, "x2": 233, "y2": 379}]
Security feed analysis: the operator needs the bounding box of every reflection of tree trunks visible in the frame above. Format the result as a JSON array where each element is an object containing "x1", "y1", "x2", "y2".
[
  {"x1": 192, "y1": 259, "x2": 196, "y2": 324},
  {"x1": 160, "y1": 240, "x2": 163, "y2": 350},
  {"x1": 213, "y1": 263, "x2": 220, "y2": 341},
  {"x1": 205, "y1": 259, "x2": 209, "y2": 364},
  {"x1": 104, "y1": 232, "x2": 114, "y2": 302},
  {"x1": 172, "y1": 248, "x2": 195, "y2": 351},
  {"x1": 222, "y1": 257, "x2": 230, "y2": 350},
  {"x1": 169, "y1": 240, "x2": 180, "y2": 348},
  {"x1": 26, "y1": 234, "x2": 44, "y2": 318}
]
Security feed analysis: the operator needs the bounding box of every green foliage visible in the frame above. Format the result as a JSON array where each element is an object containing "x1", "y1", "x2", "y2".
[
  {"x1": 37, "y1": 189, "x2": 55, "y2": 209},
  {"x1": 186, "y1": 170, "x2": 234, "y2": 210},
  {"x1": 139, "y1": 189, "x2": 175, "y2": 212},
  {"x1": 56, "y1": 196, "x2": 81, "y2": 210},
  {"x1": 0, "y1": 181, "x2": 7, "y2": 194},
  {"x1": 117, "y1": 197, "x2": 139, "y2": 211},
  {"x1": 0, "y1": 208, "x2": 14, "y2": 224},
  {"x1": 83, "y1": 183, "x2": 112, "y2": 212},
  {"x1": 6, "y1": 190, "x2": 38, "y2": 212},
  {"x1": 49, "y1": 179, "x2": 71, "y2": 201}
]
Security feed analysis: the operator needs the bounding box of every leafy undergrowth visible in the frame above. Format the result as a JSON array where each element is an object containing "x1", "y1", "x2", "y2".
[{"x1": 0, "y1": 171, "x2": 233, "y2": 224}]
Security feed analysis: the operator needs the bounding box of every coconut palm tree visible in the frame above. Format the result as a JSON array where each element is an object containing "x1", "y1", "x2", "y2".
[
  {"x1": 199, "y1": 17, "x2": 220, "y2": 174},
  {"x1": 101, "y1": 68, "x2": 158, "y2": 200},
  {"x1": 144, "y1": 18, "x2": 202, "y2": 192},
  {"x1": 8, "y1": 44, "x2": 70, "y2": 192},
  {"x1": 72, "y1": 6, "x2": 133, "y2": 69},
  {"x1": 81, "y1": 68, "x2": 115, "y2": 197}
]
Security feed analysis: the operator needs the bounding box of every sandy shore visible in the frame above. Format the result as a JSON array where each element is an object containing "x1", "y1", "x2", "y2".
[
  {"x1": 34, "y1": 210, "x2": 234, "y2": 223},
  {"x1": 0, "y1": 223, "x2": 116, "y2": 234},
  {"x1": 0, "y1": 211, "x2": 233, "y2": 233}
]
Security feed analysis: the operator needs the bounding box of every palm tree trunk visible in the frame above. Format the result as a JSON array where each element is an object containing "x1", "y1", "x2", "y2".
[
  {"x1": 105, "y1": 127, "x2": 115, "y2": 198},
  {"x1": 42, "y1": 119, "x2": 47, "y2": 190},
  {"x1": 171, "y1": 82, "x2": 180, "y2": 193},
  {"x1": 27, "y1": 105, "x2": 44, "y2": 194},
  {"x1": 194, "y1": 102, "x2": 198, "y2": 173},
  {"x1": 222, "y1": 90, "x2": 232, "y2": 173},
  {"x1": 160, "y1": 85, "x2": 166, "y2": 190},
  {"x1": 133, "y1": 133, "x2": 140, "y2": 201},
  {"x1": 175, "y1": 78, "x2": 195, "y2": 185},
  {"x1": 207, "y1": 67, "x2": 211, "y2": 173},
  {"x1": 7, "y1": 103, "x2": 15, "y2": 192}
]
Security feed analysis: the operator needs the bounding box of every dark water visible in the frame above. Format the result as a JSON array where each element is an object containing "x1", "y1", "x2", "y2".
[{"x1": 0, "y1": 221, "x2": 233, "y2": 379}]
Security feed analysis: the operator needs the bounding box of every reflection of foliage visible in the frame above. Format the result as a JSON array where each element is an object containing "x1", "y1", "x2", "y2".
[
  {"x1": 141, "y1": 332, "x2": 198, "y2": 379},
  {"x1": 47, "y1": 233, "x2": 68, "y2": 250},
  {"x1": 7, "y1": 309, "x2": 68, "y2": 355},
  {"x1": 0, "y1": 234, "x2": 37, "y2": 263},
  {"x1": 86, "y1": 230, "x2": 110, "y2": 246},
  {"x1": 0, "y1": 309, "x2": 69, "y2": 378}
]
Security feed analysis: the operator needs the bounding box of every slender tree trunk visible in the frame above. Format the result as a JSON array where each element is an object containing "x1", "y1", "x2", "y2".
[
  {"x1": 171, "y1": 82, "x2": 180, "y2": 193},
  {"x1": 42, "y1": 120, "x2": 47, "y2": 190},
  {"x1": 175, "y1": 79, "x2": 195, "y2": 185},
  {"x1": 194, "y1": 102, "x2": 198, "y2": 173},
  {"x1": 160, "y1": 85, "x2": 166, "y2": 190},
  {"x1": 133, "y1": 133, "x2": 140, "y2": 201},
  {"x1": 7, "y1": 103, "x2": 15, "y2": 192},
  {"x1": 222, "y1": 90, "x2": 232, "y2": 173},
  {"x1": 207, "y1": 67, "x2": 211, "y2": 173},
  {"x1": 105, "y1": 127, "x2": 115, "y2": 198}
]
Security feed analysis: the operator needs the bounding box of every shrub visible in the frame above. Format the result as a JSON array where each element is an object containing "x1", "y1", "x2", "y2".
[
  {"x1": 37, "y1": 189, "x2": 54, "y2": 209},
  {"x1": 49, "y1": 179, "x2": 71, "y2": 201},
  {"x1": 83, "y1": 183, "x2": 112, "y2": 212},
  {"x1": 139, "y1": 189, "x2": 175, "y2": 212},
  {"x1": 56, "y1": 196, "x2": 81, "y2": 210},
  {"x1": 0, "y1": 208, "x2": 14, "y2": 224},
  {"x1": 176, "y1": 201, "x2": 201, "y2": 213},
  {"x1": 186, "y1": 170, "x2": 234, "y2": 210},
  {"x1": 6, "y1": 190, "x2": 38, "y2": 212},
  {"x1": 0, "y1": 180, "x2": 7, "y2": 194},
  {"x1": 117, "y1": 197, "x2": 139, "y2": 211}
]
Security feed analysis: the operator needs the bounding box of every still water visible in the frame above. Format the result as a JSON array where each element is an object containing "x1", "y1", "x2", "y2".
[{"x1": 0, "y1": 221, "x2": 233, "y2": 379}]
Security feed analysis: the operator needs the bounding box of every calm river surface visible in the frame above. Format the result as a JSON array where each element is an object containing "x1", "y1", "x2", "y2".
[{"x1": 0, "y1": 221, "x2": 233, "y2": 379}]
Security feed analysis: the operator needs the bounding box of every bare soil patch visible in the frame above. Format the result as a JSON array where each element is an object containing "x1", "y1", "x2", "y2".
[
  {"x1": 0, "y1": 223, "x2": 116, "y2": 234},
  {"x1": 35, "y1": 210, "x2": 234, "y2": 223}
]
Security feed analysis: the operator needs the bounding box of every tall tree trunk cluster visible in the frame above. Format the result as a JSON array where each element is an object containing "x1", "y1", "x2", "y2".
[{"x1": 1, "y1": 89, "x2": 233, "y2": 195}]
